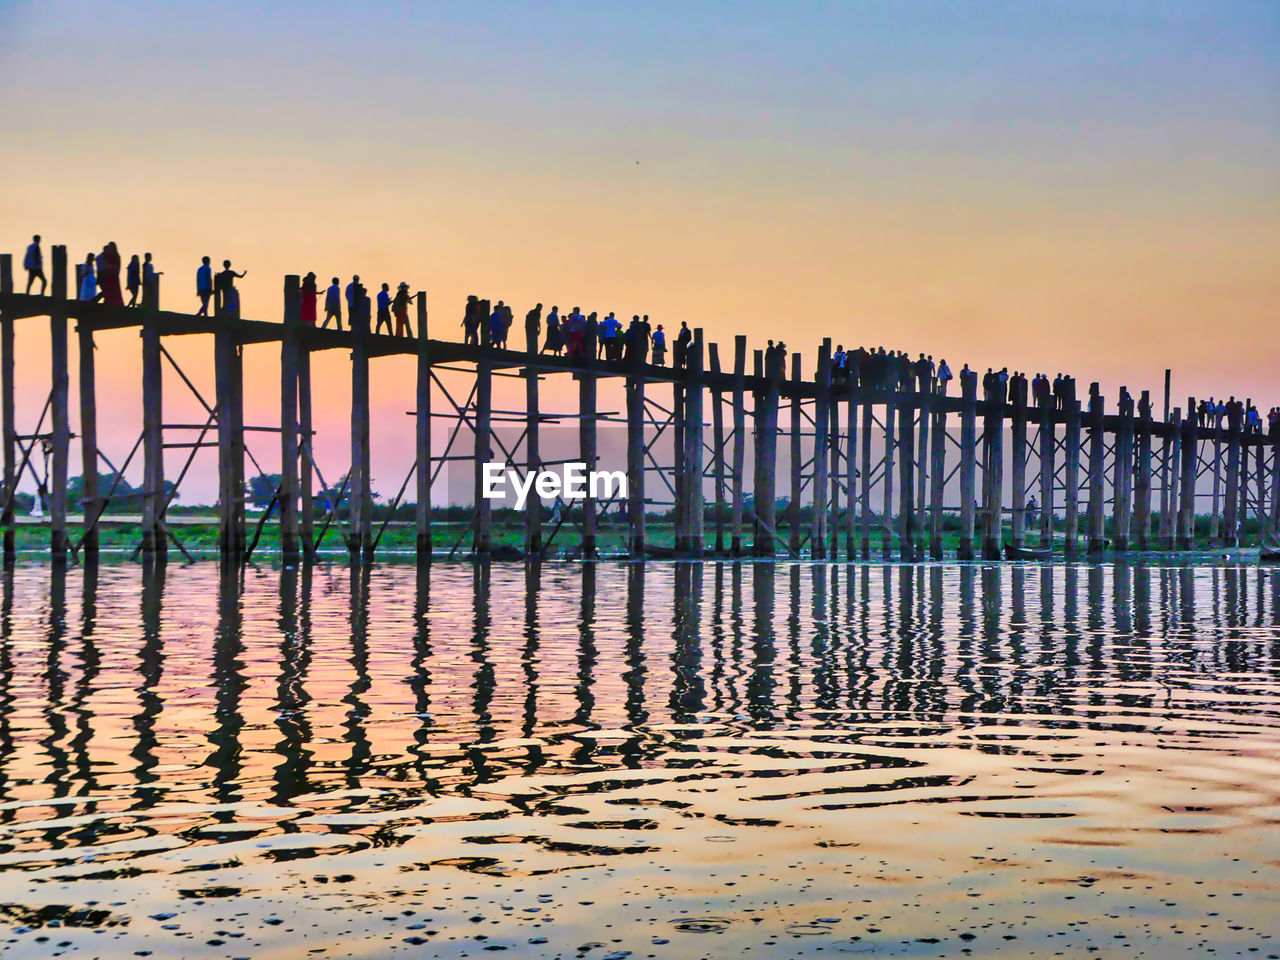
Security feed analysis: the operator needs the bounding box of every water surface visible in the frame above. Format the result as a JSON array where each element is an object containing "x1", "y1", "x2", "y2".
[{"x1": 0, "y1": 560, "x2": 1277, "y2": 958}]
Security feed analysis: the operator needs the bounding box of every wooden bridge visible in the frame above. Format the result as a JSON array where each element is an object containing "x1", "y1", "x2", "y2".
[{"x1": 1, "y1": 244, "x2": 1277, "y2": 565}]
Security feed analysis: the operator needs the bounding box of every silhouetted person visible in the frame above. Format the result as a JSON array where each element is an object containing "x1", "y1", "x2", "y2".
[
  {"x1": 143, "y1": 252, "x2": 162, "y2": 300},
  {"x1": 525, "y1": 303, "x2": 542, "y2": 351},
  {"x1": 78, "y1": 252, "x2": 98, "y2": 302},
  {"x1": 375, "y1": 282, "x2": 393, "y2": 335},
  {"x1": 463, "y1": 295, "x2": 480, "y2": 345},
  {"x1": 652, "y1": 324, "x2": 667, "y2": 365},
  {"x1": 489, "y1": 300, "x2": 507, "y2": 348},
  {"x1": 543, "y1": 305, "x2": 562, "y2": 355},
  {"x1": 322, "y1": 276, "x2": 342, "y2": 329},
  {"x1": 98, "y1": 242, "x2": 123, "y2": 306},
  {"x1": 23, "y1": 235, "x2": 45, "y2": 295},
  {"x1": 217, "y1": 260, "x2": 246, "y2": 320},
  {"x1": 674, "y1": 321, "x2": 691, "y2": 369},
  {"x1": 937, "y1": 358, "x2": 952, "y2": 393},
  {"x1": 345, "y1": 275, "x2": 361, "y2": 318},
  {"x1": 301, "y1": 272, "x2": 320, "y2": 326},
  {"x1": 196, "y1": 256, "x2": 213, "y2": 316},
  {"x1": 125, "y1": 254, "x2": 142, "y2": 307},
  {"x1": 393, "y1": 282, "x2": 414, "y2": 336}
]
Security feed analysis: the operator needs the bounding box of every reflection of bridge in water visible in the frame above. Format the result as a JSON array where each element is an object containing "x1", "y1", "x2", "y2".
[
  {"x1": 0, "y1": 560, "x2": 1277, "y2": 816},
  {"x1": 2, "y1": 245, "x2": 1278, "y2": 565}
]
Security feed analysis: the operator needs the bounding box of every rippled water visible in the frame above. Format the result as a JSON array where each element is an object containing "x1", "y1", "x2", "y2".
[{"x1": 0, "y1": 560, "x2": 1277, "y2": 958}]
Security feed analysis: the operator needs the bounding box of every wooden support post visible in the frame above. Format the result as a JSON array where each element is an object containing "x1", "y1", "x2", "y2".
[
  {"x1": 1062, "y1": 380, "x2": 1081, "y2": 555},
  {"x1": 1134, "y1": 390, "x2": 1152, "y2": 550},
  {"x1": 1037, "y1": 380, "x2": 1054, "y2": 548},
  {"x1": 215, "y1": 305, "x2": 239, "y2": 559},
  {"x1": 49, "y1": 246, "x2": 69, "y2": 563},
  {"x1": 139, "y1": 262, "x2": 165, "y2": 560},
  {"x1": 708, "y1": 343, "x2": 726, "y2": 555},
  {"x1": 829, "y1": 379, "x2": 842, "y2": 558},
  {"x1": 0, "y1": 254, "x2": 13, "y2": 565},
  {"x1": 1177, "y1": 398, "x2": 1197, "y2": 549},
  {"x1": 473, "y1": 299, "x2": 492, "y2": 558},
  {"x1": 626, "y1": 350, "x2": 645, "y2": 558},
  {"x1": 859, "y1": 393, "x2": 873, "y2": 559},
  {"x1": 752, "y1": 349, "x2": 780, "y2": 556},
  {"x1": 1112, "y1": 389, "x2": 1134, "y2": 551},
  {"x1": 729, "y1": 336, "x2": 746, "y2": 555},
  {"x1": 1254, "y1": 434, "x2": 1266, "y2": 544},
  {"x1": 1223, "y1": 400, "x2": 1242, "y2": 548},
  {"x1": 1086, "y1": 384, "x2": 1106, "y2": 553},
  {"x1": 1210, "y1": 410, "x2": 1223, "y2": 546},
  {"x1": 673, "y1": 372, "x2": 686, "y2": 550},
  {"x1": 416, "y1": 294, "x2": 433, "y2": 561},
  {"x1": 683, "y1": 330, "x2": 705, "y2": 557},
  {"x1": 579, "y1": 320, "x2": 598, "y2": 559},
  {"x1": 897, "y1": 377, "x2": 915, "y2": 562},
  {"x1": 844, "y1": 364, "x2": 858, "y2": 559},
  {"x1": 77, "y1": 287, "x2": 99, "y2": 563},
  {"x1": 1158, "y1": 407, "x2": 1176, "y2": 549},
  {"x1": 813, "y1": 340, "x2": 831, "y2": 559},
  {"x1": 1270, "y1": 425, "x2": 1280, "y2": 540},
  {"x1": 928, "y1": 377, "x2": 946, "y2": 560},
  {"x1": 347, "y1": 281, "x2": 373, "y2": 561},
  {"x1": 882, "y1": 388, "x2": 895, "y2": 559},
  {"x1": 280, "y1": 275, "x2": 301, "y2": 562},
  {"x1": 981, "y1": 378, "x2": 1004, "y2": 560},
  {"x1": 788, "y1": 352, "x2": 802, "y2": 556},
  {"x1": 957, "y1": 370, "x2": 977, "y2": 560},
  {"x1": 1010, "y1": 376, "x2": 1028, "y2": 550},
  {"x1": 298, "y1": 332, "x2": 314, "y2": 558}
]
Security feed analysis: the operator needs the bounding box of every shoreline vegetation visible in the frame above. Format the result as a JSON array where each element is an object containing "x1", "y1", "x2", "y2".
[{"x1": 4, "y1": 505, "x2": 1272, "y2": 560}]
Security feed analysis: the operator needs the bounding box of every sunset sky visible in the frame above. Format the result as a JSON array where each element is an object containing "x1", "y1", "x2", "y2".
[{"x1": 2, "y1": 1, "x2": 1276, "y2": 503}]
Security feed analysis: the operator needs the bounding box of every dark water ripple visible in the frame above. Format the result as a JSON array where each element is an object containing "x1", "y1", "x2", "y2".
[{"x1": 0, "y1": 560, "x2": 1276, "y2": 958}]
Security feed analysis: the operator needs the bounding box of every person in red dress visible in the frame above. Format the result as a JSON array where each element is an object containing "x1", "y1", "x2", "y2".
[
  {"x1": 97, "y1": 242, "x2": 124, "y2": 306},
  {"x1": 300, "y1": 272, "x2": 320, "y2": 325}
]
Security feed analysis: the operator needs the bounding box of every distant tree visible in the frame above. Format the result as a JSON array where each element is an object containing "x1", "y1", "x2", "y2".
[{"x1": 248, "y1": 473, "x2": 283, "y2": 509}]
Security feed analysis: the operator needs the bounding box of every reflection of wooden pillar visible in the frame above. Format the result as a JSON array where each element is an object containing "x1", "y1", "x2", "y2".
[
  {"x1": 49, "y1": 246, "x2": 70, "y2": 563},
  {"x1": 280, "y1": 275, "x2": 301, "y2": 562},
  {"x1": 0, "y1": 255, "x2": 14, "y2": 565},
  {"x1": 415, "y1": 294, "x2": 432, "y2": 561},
  {"x1": 1134, "y1": 391, "x2": 1152, "y2": 550},
  {"x1": 729, "y1": 336, "x2": 746, "y2": 555},
  {"x1": 957, "y1": 371, "x2": 977, "y2": 560}
]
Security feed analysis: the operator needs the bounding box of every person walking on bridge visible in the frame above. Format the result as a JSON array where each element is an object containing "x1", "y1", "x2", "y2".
[
  {"x1": 651, "y1": 324, "x2": 667, "y2": 366},
  {"x1": 125, "y1": 254, "x2": 142, "y2": 307},
  {"x1": 543, "y1": 306, "x2": 562, "y2": 355},
  {"x1": 393, "y1": 282, "x2": 414, "y2": 337},
  {"x1": 78, "y1": 252, "x2": 98, "y2": 302},
  {"x1": 321, "y1": 276, "x2": 342, "y2": 329},
  {"x1": 23, "y1": 236, "x2": 46, "y2": 295},
  {"x1": 937, "y1": 358, "x2": 953, "y2": 393},
  {"x1": 375, "y1": 283, "x2": 394, "y2": 335},
  {"x1": 217, "y1": 260, "x2": 246, "y2": 320},
  {"x1": 143, "y1": 252, "x2": 162, "y2": 299},
  {"x1": 525, "y1": 303, "x2": 542, "y2": 352},
  {"x1": 98, "y1": 242, "x2": 124, "y2": 306},
  {"x1": 300, "y1": 272, "x2": 320, "y2": 326},
  {"x1": 463, "y1": 295, "x2": 480, "y2": 345},
  {"x1": 673, "y1": 321, "x2": 691, "y2": 369},
  {"x1": 196, "y1": 256, "x2": 213, "y2": 316}
]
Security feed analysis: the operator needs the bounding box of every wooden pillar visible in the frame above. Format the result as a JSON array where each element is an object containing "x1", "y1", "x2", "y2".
[
  {"x1": 788, "y1": 352, "x2": 802, "y2": 556},
  {"x1": 139, "y1": 263, "x2": 166, "y2": 560},
  {"x1": 957, "y1": 370, "x2": 977, "y2": 560},
  {"x1": 77, "y1": 282, "x2": 100, "y2": 563},
  {"x1": 859, "y1": 393, "x2": 873, "y2": 559},
  {"x1": 1062, "y1": 380, "x2": 1081, "y2": 556},
  {"x1": 1134, "y1": 390, "x2": 1152, "y2": 550},
  {"x1": 1086, "y1": 384, "x2": 1106, "y2": 553},
  {"x1": 416, "y1": 294, "x2": 433, "y2": 561},
  {"x1": 0, "y1": 254, "x2": 13, "y2": 565},
  {"x1": 752, "y1": 349, "x2": 779, "y2": 556},
  {"x1": 683, "y1": 330, "x2": 704, "y2": 557},
  {"x1": 578, "y1": 320, "x2": 598, "y2": 559},
  {"x1": 473, "y1": 299, "x2": 492, "y2": 558},
  {"x1": 928, "y1": 377, "x2": 946, "y2": 560},
  {"x1": 981, "y1": 378, "x2": 1004, "y2": 560},
  {"x1": 298, "y1": 336, "x2": 314, "y2": 558},
  {"x1": 729, "y1": 336, "x2": 746, "y2": 555},
  {"x1": 828, "y1": 375, "x2": 842, "y2": 559},
  {"x1": 1177, "y1": 399, "x2": 1197, "y2": 549},
  {"x1": 347, "y1": 281, "x2": 372, "y2": 562},
  {"x1": 1254, "y1": 433, "x2": 1266, "y2": 544},
  {"x1": 708, "y1": 343, "x2": 726, "y2": 555},
  {"x1": 1270, "y1": 423, "x2": 1280, "y2": 541},
  {"x1": 626, "y1": 351, "x2": 645, "y2": 558},
  {"x1": 1112, "y1": 389, "x2": 1134, "y2": 551},
  {"x1": 812, "y1": 340, "x2": 831, "y2": 559},
  {"x1": 1223, "y1": 401, "x2": 1242, "y2": 548},
  {"x1": 280, "y1": 275, "x2": 301, "y2": 562},
  {"x1": 897, "y1": 376, "x2": 916, "y2": 562},
  {"x1": 1037, "y1": 381, "x2": 1054, "y2": 548},
  {"x1": 882, "y1": 387, "x2": 895, "y2": 560},
  {"x1": 1209, "y1": 410, "x2": 1223, "y2": 546},
  {"x1": 844, "y1": 363, "x2": 858, "y2": 559},
  {"x1": 49, "y1": 246, "x2": 70, "y2": 562},
  {"x1": 1158, "y1": 407, "x2": 1177, "y2": 549},
  {"x1": 1010, "y1": 376, "x2": 1028, "y2": 550}
]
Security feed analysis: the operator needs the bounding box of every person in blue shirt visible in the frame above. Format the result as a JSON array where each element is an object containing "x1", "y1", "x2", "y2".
[
  {"x1": 143, "y1": 252, "x2": 162, "y2": 298},
  {"x1": 322, "y1": 277, "x2": 342, "y2": 330},
  {"x1": 489, "y1": 302, "x2": 507, "y2": 348},
  {"x1": 78, "y1": 252, "x2": 98, "y2": 302},
  {"x1": 599, "y1": 311, "x2": 621, "y2": 361},
  {"x1": 195, "y1": 256, "x2": 213, "y2": 316},
  {"x1": 375, "y1": 283, "x2": 393, "y2": 335},
  {"x1": 24, "y1": 235, "x2": 46, "y2": 295}
]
